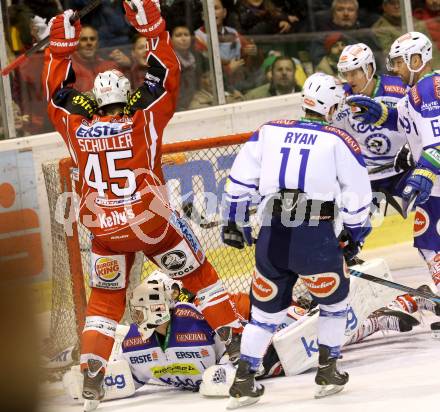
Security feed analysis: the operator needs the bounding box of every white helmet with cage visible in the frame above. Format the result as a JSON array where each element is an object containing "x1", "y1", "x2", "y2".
[
  {"x1": 129, "y1": 270, "x2": 183, "y2": 339},
  {"x1": 301, "y1": 72, "x2": 345, "y2": 119},
  {"x1": 387, "y1": 32, "x2": 432, "y2": 74},
  {"x1": 337, "y1": 43, "x2": 376, "y2": 83},
  {"x1": 92, "y1": 69, "x2": 131, "y2": 108}
]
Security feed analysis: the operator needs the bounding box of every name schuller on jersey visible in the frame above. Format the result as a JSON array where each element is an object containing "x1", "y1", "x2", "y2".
[{"x1": 76, "y1": 121, "x2": 134, "y2": 153}]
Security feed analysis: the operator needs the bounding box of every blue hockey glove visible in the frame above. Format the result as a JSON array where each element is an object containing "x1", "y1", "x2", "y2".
[
  {"x1": 394, "y1": 143, "x2": 415, "y2": 173},
  {"x1": 221, "y1": 221, "x2": 253, "y2": 249},
  {"x1": 346, "y1": 95, "x2": 388, "y2": 125},
  {"x1": 338, "y1": 224, "x2": 371, "y2": 261},
  {"x1": 401, "y1": 167, "x2": 436, "y2": 218}
]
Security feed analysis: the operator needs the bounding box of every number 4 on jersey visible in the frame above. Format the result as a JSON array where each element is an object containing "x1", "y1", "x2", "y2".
[{"x1": 84, "y1": 150, "x2": 136, "y2": 197}]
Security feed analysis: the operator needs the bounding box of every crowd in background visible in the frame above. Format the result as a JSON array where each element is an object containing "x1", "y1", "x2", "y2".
[{"x1": 0, "y1": 0, "x2": 439, "y2": 138}]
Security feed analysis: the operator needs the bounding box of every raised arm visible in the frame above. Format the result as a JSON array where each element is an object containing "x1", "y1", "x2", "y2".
[
  {"x1": 123, "y1": 0, "x2": 180, "y2": 116},
  {"x1": 42, "y1": 10, "x2": 97, "y2": 133}
]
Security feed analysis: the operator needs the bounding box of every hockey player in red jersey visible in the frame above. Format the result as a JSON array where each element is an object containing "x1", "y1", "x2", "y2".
[{"x1": 43, "y1": 1, "x2": 242, "y2": 408}]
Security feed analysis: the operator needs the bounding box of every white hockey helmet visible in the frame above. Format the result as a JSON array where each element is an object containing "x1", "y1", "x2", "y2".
[
  {"x1": 337, "y1": 43, "x2": 376, "y2": 81},
  {"x1": 387, "y1": 31, "x2": 432, "y2": 73},
  {"x1": 301, "y1": 72, "x2": 345, "y2": 117},
  {"x1": 129, "y1": 270, "x2": 182, "y2": 339},
  {"x1": 92, "y1": 69, "x2": 131, "y2": 108}
]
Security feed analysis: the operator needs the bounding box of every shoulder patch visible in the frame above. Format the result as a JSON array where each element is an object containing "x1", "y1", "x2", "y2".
[
  {"x1": 322, "y1": 125, "x2": 366, "y2": 166},
  {"x1": 124, "y1": 82, "x2": 166, "y2": 115},
  {"x1": 266, "y1": 119, "x2": 297, "y2": 127},
  {"x1": 410, "y1": 84, "x2": 422, "y2": 106},
  {"x1": 53, "y1": 88, "x2": 98, "y2": 118},
  {"x1": 174, "y1": 303, "x2": 204, "y2": 321}
]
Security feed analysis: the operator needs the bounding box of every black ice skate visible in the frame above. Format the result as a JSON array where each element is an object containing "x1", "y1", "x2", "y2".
[
  {"x1": 227, "y1": 359, "x2": 265, "y2": 410},
  {"x1": 372, "y1": 306, "x2": 420, "y2": 332},
  {"x1": 217, "y1": 326, "x2": 241, "y2": 363},
  {"x1": 314, "y1": 345, "x2": 349, "y2": 399},
  {"x1": 82, "y1": 359, "x2": 105, "y2": 412}
]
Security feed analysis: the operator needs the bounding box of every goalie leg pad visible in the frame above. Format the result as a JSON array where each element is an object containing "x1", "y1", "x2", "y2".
[
  {"x1": 63, "y1": 360, "x2": 136, "y2": 403},
  {"x1": 273, "y1": 258, "x2": 398, "y2": 376}
]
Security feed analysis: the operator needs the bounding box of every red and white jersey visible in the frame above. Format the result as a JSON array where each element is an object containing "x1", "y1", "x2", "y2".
[{"x1": 43, "y1": 32, "x2": 180, "y2": 241}]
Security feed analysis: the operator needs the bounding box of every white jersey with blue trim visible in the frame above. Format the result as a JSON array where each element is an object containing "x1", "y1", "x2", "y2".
[
  {"x1": 334, "y1": 74, "x2": 407, "y2": 181},
  {"x1": 396, "y1": 72, "x2": 440, "y2": 197},
  {"x1": 226, "y1": 119, "x2": 372, "y2": 228},
  {"x1": 120, "y1": 302, "x2": 220, "y2": 391}
]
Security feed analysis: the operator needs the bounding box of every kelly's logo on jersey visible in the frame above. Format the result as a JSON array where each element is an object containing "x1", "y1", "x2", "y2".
[
  {"x1": 99, "y1": 210, "x2": 135, "y2": 229},
  {"x1": 95, "y1": 257, "x2": 121, "y2": 282}
]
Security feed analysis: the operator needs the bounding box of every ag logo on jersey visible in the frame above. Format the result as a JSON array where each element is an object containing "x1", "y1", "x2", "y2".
[
  {"x1": 161, "y1": 250, "x2": 187, "y2": 271},
  {"x1": 365, "y1": 133, "x2": 391, "y2": 155}
]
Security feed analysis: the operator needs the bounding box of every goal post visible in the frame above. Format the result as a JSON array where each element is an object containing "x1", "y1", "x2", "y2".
[{"x1": 42, "y1": 133, "x2": 254, "y2": 358}]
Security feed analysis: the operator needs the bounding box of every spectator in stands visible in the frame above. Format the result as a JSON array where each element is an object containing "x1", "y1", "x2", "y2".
[
  {"x1": 372, "y1": 0, "x2": 403, "y2": 53},
  {"x1": 244, "y1": 56, "x2": 301, "y2": 100},
  {"x1": 162, "y1": 0, "x2": 204, "y2": 36},
  {"x1": 13, "y1": 15, "x2": 52, "y2": 135},
  {"x1": 228, "y1": 0, "x2": 299, "y2": 35},
  {"x1": 71, "y1": 25, "x2": 118, "y2": 92},
  {"x1": 309, "y1": 0, "x2": 382, "y2": 67},
  {"x1": 23, "y1": 0, "x2": 60, "y2": 21},
  {"x1": 189, "y1": 63, "x2": 244, "y2": 109},
  {"x1": 172, "y1": 25, "x2": 206, "y2": 111},
  {"x1": 195, "y1": 0, "x2": 262, "y2": 92},
  {"x1": 315, "y1": 32, "x2": 347, "y2": 76},
  {"x1": 7, "y1": 4, "x2": 33, "y2": 54},
  {"x1": 127, "y1": 34, "x2": 149, "y2": 87},
  {"x1": 260, "y1": 51, "x2": 307, "y2": 87},
  {"x1": 65, "y1": 0, "x2": 132, "y2": 48},
  {"x1": 414, "y1": 0, "x2": 440, "y2": 51}
]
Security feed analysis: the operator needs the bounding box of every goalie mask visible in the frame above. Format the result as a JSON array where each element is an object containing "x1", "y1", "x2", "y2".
[
  {"x1": 92, "y1": 69, "x2": 131, "y2": 108},
  {"x1": 129, "y1": 271, "x2": 182, "y2": 339},
  {"x1": 301, "y1": 72, "x2": 344, "y2": 121}
]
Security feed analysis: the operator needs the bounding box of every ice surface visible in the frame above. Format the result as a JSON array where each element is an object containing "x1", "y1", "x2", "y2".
[{"x1": 40, "y1": 264, "x2": 440, "y2": 412}]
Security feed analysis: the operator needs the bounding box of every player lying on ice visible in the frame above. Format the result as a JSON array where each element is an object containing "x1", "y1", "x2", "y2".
[
  {"x1": 62, "y1": 268, "x2": 439, "y2": 406},
  {"x1": 43, "y1": 1, "x2": 243, "y2": 410}
]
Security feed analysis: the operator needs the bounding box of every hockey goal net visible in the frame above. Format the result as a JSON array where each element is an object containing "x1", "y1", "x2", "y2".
[{"x1": 42, "y1": 133, "x2": 310, "y2": 363}]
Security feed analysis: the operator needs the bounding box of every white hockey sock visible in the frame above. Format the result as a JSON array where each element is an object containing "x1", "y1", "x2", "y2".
[
  {"x1": 318, "y1": 298, "x2": 349, "y2": 349},
  {"x1": 346, "y1": 317, "x2": 380, "y2": 344}
]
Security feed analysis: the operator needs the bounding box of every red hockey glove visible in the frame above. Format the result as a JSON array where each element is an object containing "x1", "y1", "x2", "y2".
[
  {"x1": 123, "y1": 0, "x2": 165, "y2": 38},
  {"x1": 48, "y1": 10, "x2": 81, "y2": 57}
]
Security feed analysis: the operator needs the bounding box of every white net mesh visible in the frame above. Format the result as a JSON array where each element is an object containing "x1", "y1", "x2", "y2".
[{"x1": 42, "y1": 136, "x2": 311, "y2": 363}]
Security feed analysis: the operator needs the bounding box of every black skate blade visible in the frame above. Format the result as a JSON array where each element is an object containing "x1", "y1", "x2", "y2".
[
  {"x1": 314, "y1": 384, "x2": 345, "y2": 399},
  {"x1": 227, "y1": 395, "x2": 261, "y2": 410},
  {"x1": 84, "y1": 399, "x2": 100, "y2": 411}
]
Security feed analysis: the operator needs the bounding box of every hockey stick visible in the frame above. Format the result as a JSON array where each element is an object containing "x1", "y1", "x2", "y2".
[
  {"x1": 182, "y1": 202, "x2": 257, "y2": 229},
  {"x1": 349, "y1": 268, "x2": 440, "y2": 303},
  {"x1": 368, "y1": 161, "x2": 394, "y2": 175},
  {"x1": 0, "y1": 0, "x2": 102, "y2": 76}
]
